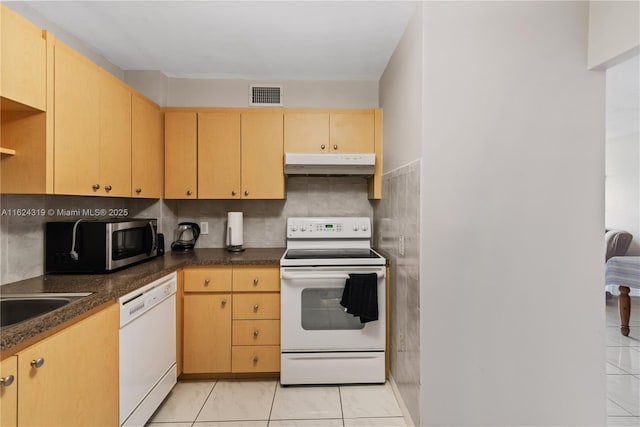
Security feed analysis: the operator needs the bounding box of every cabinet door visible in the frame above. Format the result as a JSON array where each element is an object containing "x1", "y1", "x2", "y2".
[
  {"x1": 165, "y1": 112, "x2": 197, "y2": 199},
  {"x1": 53, "y1": 42, "x2": 100, "y2": 196},
  {"x1": 231, "y1": 345, "x2": 280, "y2": 373},
  {"x1": 132, "y1": 94, "x2": 164, "y2": 198},
  {"x1": 284, "y1": 112, "x2": 329, "y2": 153},
  {"x1": 329, "y1": 113, "x2": 374, "y2": 153},
  {"x1": 0, "y1": 356, "x2": 17, "y2": 427},
  {"x1": 184, "y1": 267, "x2": 232, "y2": 293},
  {"x1": 0, "y1": 5, "x2": 46, "y2": 110},
  {"x1": 17, "y1": 304, "x2": 118, "y2": 427},
  {"x1": 198, "y1": 112, "x2": 241, "y2": 199},
  {"x1": 183, "y1": 293, "x2": 231, "y2": 373},
  {"x1": 99, "y1": 71, "x2": 131, "y2": 197},
  {"x1": 241, "y1": 112, "x2": 284, "y2": 199},
  {"x1": 232, "y1": 266, "x2": 280, "y2": 292},
  {"x1": 232, "y1": 293, "x2": 280, "y2": 320}
]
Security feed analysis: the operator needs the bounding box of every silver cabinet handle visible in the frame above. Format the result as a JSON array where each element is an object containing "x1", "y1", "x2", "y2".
[
  {"x1": 252, "y1": 356, "x2": 259, "y2": 364},
  {"x1": 92, "y1": 184, "x2": 100, "y2": 191},
  {"x1": 253, "y1": 330, "x2": 259, "y2": 338},
  {"x1": 244, "y1": 191, "x2": 249, "y2": 196},
  {"x1": 321, "y1": 144, "x2": 326, "y2": 150},
  {"x1": 253, "y1": 304, "x2": 259, "y2": 312},
  {"x1": 333, "y1": 144, "x2": 338, "y2": 150},
  {"x1": 31, "y1": 358, "x2": 45, "y2": 368},
  {"x1": 105, "y1": 185, "x2": 112, "y2": 192},
  {"x1": 221, "y1": 299, "x2": 227, "y2": 306},
  {"x1": 135, "y1": 188, "x2": 142, "y2": 194},
  {"x1": 231, "y1": 190, "x2": 236, "y2": 196},
  {"x1": 0, "y1": 375, "x2": 15, "y2": 387},
  {"x1": 253, "y1": 278, "x2": 259, "y2": 286},
  {"x1": 186, "y1": 190, "x2": 192, "y2": 196},
  {"x1": 204, "y1": 278, "x2": 210, "y2": 287}
]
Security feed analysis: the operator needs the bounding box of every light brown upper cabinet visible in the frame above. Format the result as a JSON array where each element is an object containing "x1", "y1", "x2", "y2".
[
  {"x1": 198, "y1": 112, "x2": 241, "y2": 199},
  {"x1": 53, "y1": 41, "x2": 101, "y2": 196},
  {"x1": 132, "y1": 94, "x2": 164, "y2": 198},
  {"x1": 284, "y1": 110, "x2": 374, "y2": 154},
  {"x1": 98, "y1": 71, "x2": 132, "y2": 197},
  {"x1": 165, "y1": 112, "x2": 197, "y2": 199},
  {"x1": 240, "y1": 112, "x2": 285, "y2": 199},
  {"x1": 54, "y1": 41, "x2": 133, "y2": 197},
  {"x1": 0, "y1": 4, "x2": 46, "y2": 111}
]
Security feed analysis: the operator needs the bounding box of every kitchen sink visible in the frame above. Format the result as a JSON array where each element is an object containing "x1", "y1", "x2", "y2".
[{"x1": 0, "y1": 293, "x2": 93, "y2": 327}]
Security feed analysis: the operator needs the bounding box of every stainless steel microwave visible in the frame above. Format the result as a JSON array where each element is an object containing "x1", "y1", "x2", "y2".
[{"x1": 45, "y1": 218, "x2": 158, "y2": 273}]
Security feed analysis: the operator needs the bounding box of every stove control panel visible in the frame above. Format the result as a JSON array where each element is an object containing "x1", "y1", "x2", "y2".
[{"x1": 287, "y1": 217, "x2": 371, "y2": 239}]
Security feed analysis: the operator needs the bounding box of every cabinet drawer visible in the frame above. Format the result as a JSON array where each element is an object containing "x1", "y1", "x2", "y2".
[
  {"x1": 231, "y1": 345, "x2": 280, "y2": 373},
  {"x1": 232, "y1": 266, "x2": 280, "y2": 292},
  {"x1": 184, "y1": 267, "x2": 232, "y2": 292},
  {"x1": 232, "y1": 293, "x2": 280, "y2": 319},
  {"x1": 232, "y1": 320, "x2": 280, "y2": 346}
]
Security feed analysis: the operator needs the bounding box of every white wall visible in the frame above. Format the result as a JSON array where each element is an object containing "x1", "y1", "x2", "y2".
[
  {"x1": 605, "y1": 55, "x2": 640, "y2": 255},
  {"x1": 588, "y1": 1, "x2": 640, "y2": 69},
  {"x1": 123, "y1": 70, "x2": 169, "y2": 106},
  {"x1": 606, "y1": 132, "x2": 640, "y2": 255},
  {"x1": 379, "y1": 7, "x2": 423, "y2": 173},
  {"x1": 166, "y1": 78, "x2": 378, "y2": 108},
  {"x1": 420, "y1": 2, "x2": 605, "y2": 425}
]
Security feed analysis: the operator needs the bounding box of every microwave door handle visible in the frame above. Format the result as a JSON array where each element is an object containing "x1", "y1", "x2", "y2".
[{"x1": 147, "y1": 221, "x2": 156, "y2": 255}]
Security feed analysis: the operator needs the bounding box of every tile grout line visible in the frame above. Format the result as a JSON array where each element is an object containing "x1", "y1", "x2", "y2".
[
  {"x1": 266, "y1": 379, "x2": 279, "y2": 425},
  {"x1": 192, "y1": 379, "x2": 218, "y2": 425},
  {"x1": 338, "y1": 385, "x2": 345, "y2": 427}
]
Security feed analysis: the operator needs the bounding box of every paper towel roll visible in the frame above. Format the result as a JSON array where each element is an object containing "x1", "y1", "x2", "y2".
[{"x1": 227, "y1": 212, "x2": 244, "y2": 247}]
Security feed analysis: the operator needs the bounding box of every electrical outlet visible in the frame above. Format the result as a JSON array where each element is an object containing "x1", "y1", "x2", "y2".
[
  {"x1": 399, "y1": 235, "x2": 405, "y2": 257},
  {"x1": 200, "y1": 221, "x2": 209, "y2": 235}
]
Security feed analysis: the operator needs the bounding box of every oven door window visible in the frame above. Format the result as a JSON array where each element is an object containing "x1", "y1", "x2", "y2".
[{"x1": 301, "y1": 288, "x2": 365, "y2": 330}]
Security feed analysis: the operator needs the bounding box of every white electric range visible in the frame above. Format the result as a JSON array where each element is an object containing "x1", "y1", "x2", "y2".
[{"x1": 280, "y1": 217, "x2": 386, "y2": 385}]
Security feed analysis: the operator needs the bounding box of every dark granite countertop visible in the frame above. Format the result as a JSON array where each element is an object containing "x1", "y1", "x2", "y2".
[{"x1": 0, "y1": 248, "x2": 284, "y2": 355}]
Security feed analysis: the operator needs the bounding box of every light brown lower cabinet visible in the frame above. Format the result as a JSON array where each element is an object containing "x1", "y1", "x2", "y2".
[
  {"x1": 0, "y1": 356, "x2": 18, "y2": 427},
  {"x1": 14, "y1": 304, "x2": 118, "y2": 427},
  {"x1": 182, "y1": 266, "x2": 280, "y2": 375},
  {"x1": 182, "y1": 293, "x2": 232, "y2": 374}
]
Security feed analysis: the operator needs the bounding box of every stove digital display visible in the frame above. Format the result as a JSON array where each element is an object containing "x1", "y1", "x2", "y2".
[{"x1": 325, "y1": 224, "x2": 333, "y2": 229}]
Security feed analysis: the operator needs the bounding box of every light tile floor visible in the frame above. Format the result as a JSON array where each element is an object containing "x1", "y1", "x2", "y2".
[
  {"x1": 607, "y1": 295, "x2": 640, "y2": 427},
  {"x1": 146, "y1": 295, "x2": 638, "y2": 427},
  {"x1": 146, "y1": 380, "x2": 407, "y2": 427}
]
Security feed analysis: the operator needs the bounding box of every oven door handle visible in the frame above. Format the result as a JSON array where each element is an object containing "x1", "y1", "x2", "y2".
[{"x1": 281, "y1": 272, "x2": 384, "y2": 280}]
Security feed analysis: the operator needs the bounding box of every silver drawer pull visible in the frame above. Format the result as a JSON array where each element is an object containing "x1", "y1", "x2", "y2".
[
  {"x1": 0, "y1": 375, "x2": 15, "y2": 387},
  {"x1": 252, "y1": 356, "x2": 259, "y2": 364},
  {"x1": 204, "y1": 278, "x2": 210, "y2": 286},
  {"x1": 253, "y1": 304, "x2": 259, "y2": 312},
  {"x1": 253, "y1": 278, "x2": 259, "y2": 286},
  {"x1": 253, "y1": 330, "x2": 259, "y2": 338},
  {"x1": 221, "y1": 299, "x2": 227, "y2": 306},
  {"x1": 31, "y1": 358, "x2": 45, "y2": 368}
]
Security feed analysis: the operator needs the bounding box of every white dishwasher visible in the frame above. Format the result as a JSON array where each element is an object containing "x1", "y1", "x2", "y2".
[{"x1": 119, "y1": 272, "x2": 177, "y2": 427}]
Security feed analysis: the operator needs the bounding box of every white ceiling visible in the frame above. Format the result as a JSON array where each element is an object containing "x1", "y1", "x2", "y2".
[{"x1": 14, "y1": 1, "x2": 417, "y2": 81}]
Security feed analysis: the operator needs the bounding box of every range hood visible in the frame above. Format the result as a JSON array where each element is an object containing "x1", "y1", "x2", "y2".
[{"x1": 284, "y1": 153, "x2": 376, "y2": 176}]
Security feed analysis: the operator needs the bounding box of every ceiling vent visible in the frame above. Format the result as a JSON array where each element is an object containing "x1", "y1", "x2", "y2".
[{"x1": 249, "y1": 85, "x2": 283, "y2": 107}]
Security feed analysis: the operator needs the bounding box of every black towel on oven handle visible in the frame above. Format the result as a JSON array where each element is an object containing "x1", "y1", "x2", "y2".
[{"x1": 340, "y1": 273, "x2": 378, "y2": 323}]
